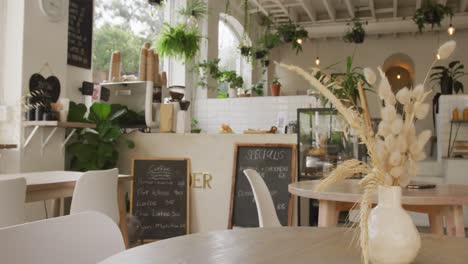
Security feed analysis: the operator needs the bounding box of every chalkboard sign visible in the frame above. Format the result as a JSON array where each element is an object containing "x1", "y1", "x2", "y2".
[
  {"x1": 132, "y1": 158, "x2": 190, "y2": 240},
  {"x1": 228, "y1": 144, "x2": 296, "y2": 228},
  {"x1": 67, "y1": 0, "x2": 93, "y2": 69}
]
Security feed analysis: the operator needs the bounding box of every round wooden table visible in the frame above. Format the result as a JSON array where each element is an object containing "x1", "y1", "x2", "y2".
[
  {"x1": 99, "y1": 227, "x2": 468, "y2": 264},
  {"x1": 289, "y1": 180, "x2": 468, "y2": 237}
]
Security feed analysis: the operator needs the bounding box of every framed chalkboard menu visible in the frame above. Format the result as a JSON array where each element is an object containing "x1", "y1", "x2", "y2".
[
  {"x1": 228, "y1": 144, "x2": 296, "y2": 228},
  {"x1": 67, "y1": 0, "x2": 93, "y2": 69},
  {"x1": 131, "y1": 158, "x2": 190, "y2": 240}
]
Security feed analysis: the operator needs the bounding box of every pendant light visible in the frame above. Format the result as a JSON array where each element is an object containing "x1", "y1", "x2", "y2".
[
  {"x1": 315, "y1": 39, "x2": 320, "y2": 66},
  {"x1": 448, "y1": 24, "x2": 455, "y2": 36},
  {"x1": 315, "y1": 56, "x2": 320, "y2": 66}
]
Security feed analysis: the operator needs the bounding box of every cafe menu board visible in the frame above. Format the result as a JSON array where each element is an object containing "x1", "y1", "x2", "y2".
[
  {"x1": 67, "y1": 0, "x2": 93, "y2": 69},
  {"x1": 228, "y1": 144, "x2": 296, "y2": 228},
  {"x1": 132, "y1": 158, "x2": 190, "y2": 240}
]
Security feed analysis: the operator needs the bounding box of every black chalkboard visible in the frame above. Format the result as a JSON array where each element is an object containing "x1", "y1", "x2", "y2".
[
  {"x1": 67, "y1": 0, "x2": 93, "y2": 69},
  {"x1": 229, "y1": 144, "x2": 296, "y2": 228},
  {"x1": 132, "y1": 158, "x2": 190, "y2": 240}
]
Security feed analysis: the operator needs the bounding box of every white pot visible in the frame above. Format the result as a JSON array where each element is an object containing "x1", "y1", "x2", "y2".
[
  {"x1": 228, "y1": 88, "x2": 237, "y2": 98},
  {"x1": 368, "y1": 186, "x2": 421, "y2": 264}
]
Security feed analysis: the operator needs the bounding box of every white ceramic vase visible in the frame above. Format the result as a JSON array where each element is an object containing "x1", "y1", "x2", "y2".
[
  {"x1": 368, "y1": 186, "x2": 421, "y2": 264},
  {"x1": 228, "y1": 88, "x2": 237, "y2": 98}
]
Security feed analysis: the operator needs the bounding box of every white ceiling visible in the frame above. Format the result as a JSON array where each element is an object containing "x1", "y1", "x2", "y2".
[{"x1": 248, "y1": 0, "x2": 468, "y2": 36}]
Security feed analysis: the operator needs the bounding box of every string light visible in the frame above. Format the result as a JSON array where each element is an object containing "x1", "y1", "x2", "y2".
[
  {"x1": 448, "y1": 24, "x2": 455, "y2": 35},
  {"x1": 315, "y1": 56, "x2": 320, "y2": 66},
  {"x1": 297, "y1": 38, "x2": 303, "y2": 45}
]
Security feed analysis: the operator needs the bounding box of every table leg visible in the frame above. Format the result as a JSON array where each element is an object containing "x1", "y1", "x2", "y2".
[
  {"x1": 428, "y1": 211, "x2": 444, "y2": 236},
  {"x1": 318, "y1": 200, "x2": 338, "y2": 227},
  {"x1": 446, "y1": 205, "x2": 465, "y2": 238},
  {"x1": 118, "y1": 182, "x2": 129, "y2": 248}
]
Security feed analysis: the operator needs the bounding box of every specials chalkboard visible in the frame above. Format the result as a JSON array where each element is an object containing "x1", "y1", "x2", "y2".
[
  {"x1": 228, "y1": 144, "x2": 296, "y2": 228},
  {"x1": 132, "y1": 158, "x2": 190, "y2": 240},
  {"x1": 67, "y1": 0, "x2": 93, "y2": 69}
]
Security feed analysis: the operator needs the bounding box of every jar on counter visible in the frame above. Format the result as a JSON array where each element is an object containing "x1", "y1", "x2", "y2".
[{"x1": 453, "y1": 108, "x2": 460, "y2": 121}]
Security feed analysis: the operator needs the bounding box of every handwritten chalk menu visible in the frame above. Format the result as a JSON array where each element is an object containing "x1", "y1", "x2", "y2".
[
  {"x1": 229, "y1": 144, "x2": 296, "y2": 228},
  {"x1": 132, "y1": 158, "x2": 190, "y2": 240},
  {"x1": 67, "y1": 0, "x2": 93, "y2": 69}
]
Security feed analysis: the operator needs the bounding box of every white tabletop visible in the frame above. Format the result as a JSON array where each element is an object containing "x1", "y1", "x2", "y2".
[
  {"x1": 99, "y1": 227, "x2": 468, "y2": 264},
  {"x1": 0, "y1": 171, "x2": 131, "y2": 187}
]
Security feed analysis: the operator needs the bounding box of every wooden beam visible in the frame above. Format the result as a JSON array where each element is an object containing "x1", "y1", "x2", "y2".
[
  {"x1": 344, "y1": 0, "x2": 355, "y2": 18},
  {"x1": 322, "y1": 0, "x2": 336, "y2": 21},
  {"x1": 393, "y1": 0, "x2": 398, "y2": 17},
  {"x1": 300, "y1": 0, "x2": 317, "y2": 23},
  {"x1": 249, "y1": 0, "x2": 269, "y2": 16},
  {"x1": 369, "y1": 0, "x2": 376, "y2": 19},
  {"x1": 461, "y1": 0, "x2": 468, "y2": 12}
]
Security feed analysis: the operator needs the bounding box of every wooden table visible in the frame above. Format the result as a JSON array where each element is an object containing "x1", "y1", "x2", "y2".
[
  {"x1": 99, "y1": 227, "x2": 468, "y2": 264},
  {"x1": 289, "y1": 180, "x2": 468, "y2": 237},
  {"x1": 0, "y1": 171, "x2": 132, "y2": 247}
]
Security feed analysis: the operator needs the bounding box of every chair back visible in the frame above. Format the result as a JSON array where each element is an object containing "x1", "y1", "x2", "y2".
[
  {"x1": 70, "y1": 168, "x2": 119, "y2": 224},
  {"x1": 0, "y1": 177, "x2": 26, "y2": 228},
  {"x1": 243, "y1": 169, "x2": 281, "y2": 227},
  {"x1": 0, "y1": 212, "x2": 125, "y2": 264}
]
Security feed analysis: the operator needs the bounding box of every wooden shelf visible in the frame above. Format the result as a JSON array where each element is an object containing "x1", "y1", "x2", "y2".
[
  {"x1": 23, "y1": 121, "x2": 96, "y2": 128},
  {"x1": 100, "y1": 81, "x2": 148, "y2": 87},
  {"x1": 0, "y1": 144, "x2": 17, "y2": 149},
  {"x1": 451, "y1": 120, "x2": 468, "y2": 124}
]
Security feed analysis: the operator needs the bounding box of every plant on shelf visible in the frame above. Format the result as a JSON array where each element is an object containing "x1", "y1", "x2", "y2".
[
  {"x1": 250, "y1": 81, "x2": 265, "y2": 96},
  {"x1": 67, "y1": 102, "x2": 135, "y2": 171},
  {"x1": 191, "y1": 119, "x2": 202, "y2": 133},
  {"x1": 430, "y1": 60, "x2": 465, "y2": 94},
  {"x1": 343, "y1": 19, "x2": 366, "y2": 44},
  {"x1": 271, "y1": 78, "x2": 281, "y2": 96},
  {"x1": 277, "y1": 40, "x2": 457, "y2": 264},
  {"x1": 221, "y1": 70, "x2": 244, "y2": 89},
  {"x1": 413, "y1": 0, "x2": 453, "y2": 32},
  {"x1": 156, "y1": 23, "x2": 201, "y2": 61}
]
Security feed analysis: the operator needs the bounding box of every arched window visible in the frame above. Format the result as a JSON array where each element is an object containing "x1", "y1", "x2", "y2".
[{"x1": 217, "y1": 14, "x2": 251, "y2": 97}]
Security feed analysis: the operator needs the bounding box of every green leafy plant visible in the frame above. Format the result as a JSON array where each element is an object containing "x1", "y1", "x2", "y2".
[
  {"x1": 276, "y1": 20, "x2": 308, "y2": 54},
  {"x1": 221, "y1": 70, "x2": 244, "y2": 89},
  {"x1": 156, "y1": 23, "x2": 201, "y2": 61},
  {"x1": 430, "y1": 60, "x2": 466, "y2": 94},
  {"x1": 191, "y1": 118, "x2": 202, "y2": 133},
  {"x1": 334, "y1": 56, "x2": 371, "y2": 106},
  {"x1": 250, "y1": 81, "x2": 264, "y2": 96},
  {"x1": 178, "y1": 0, "x2": 208, "y2": 20},
  {"x1": 67, "y1": 102, "x2": 135, "y2": 172},
  {"x1": 413, "y1": 0, "x2": 453, "y2": 32},
  {"x1": 259, "y1": 31, "x2": 281, "y2": 50},
  {"x1": 343, "y1": 19, "x2": 366, "y2": 44},
  {"x1": 195, "y1": 59, "x2": 223, "y2": 87}
]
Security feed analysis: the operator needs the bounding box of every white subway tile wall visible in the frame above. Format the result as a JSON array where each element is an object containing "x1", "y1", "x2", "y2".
[
  {"x1": 193, "y1": 96, "x2": 320, "y2": 134},
  {"x1": 436, "y1": 95, "x2": 468, "y2": 160}
]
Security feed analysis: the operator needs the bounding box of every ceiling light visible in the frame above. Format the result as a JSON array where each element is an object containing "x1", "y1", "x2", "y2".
[
  {"x1": 448, "y1": 24, "x2": 455, "y2": 35},
  {"x1": 315, "y1": 57, "x2": 320, "y2": 66},
  {"x1": 296, "y1": 38, "x2": 303, "y2": 45}
]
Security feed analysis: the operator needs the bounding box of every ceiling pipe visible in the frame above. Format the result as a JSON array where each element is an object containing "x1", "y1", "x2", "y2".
[{"x1": 302, "y1": 15, "x2": 468, "y2": 38}]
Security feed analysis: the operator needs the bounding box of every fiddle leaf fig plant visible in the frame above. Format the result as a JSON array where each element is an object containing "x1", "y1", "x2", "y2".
[{"x1": 67, "y1": 102, "x2": 135, "y2": 172}]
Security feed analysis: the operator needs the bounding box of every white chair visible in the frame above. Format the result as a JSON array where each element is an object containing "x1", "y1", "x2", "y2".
[
  {"x1": 70, "y1": 168, "x2": 119, "y2": 224},
  {"x1": 243, "y1": 169, "x2": 281, "y2": 227},
  {"x1": 0, "y1": 212, "x2": 125, "y2": 264},
  {"x1": 0, "y1": 177, "x2": 26, "y2": 228}
]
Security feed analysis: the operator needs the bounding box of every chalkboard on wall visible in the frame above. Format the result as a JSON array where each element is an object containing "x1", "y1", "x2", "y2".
[
  {"x1": 132, "y1": 158, "x2": 190, "y2": 240},
  {"x1": 67, "y1": 0, "x2": 93, "y2": 69},
  {"x1": 228, "y1": 144, "x2": 296, "y2": 228}
]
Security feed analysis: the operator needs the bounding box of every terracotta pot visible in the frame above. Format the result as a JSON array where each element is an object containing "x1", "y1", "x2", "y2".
[{"x1": 271, "y1": 84, "x2": 281, "y2": 96}]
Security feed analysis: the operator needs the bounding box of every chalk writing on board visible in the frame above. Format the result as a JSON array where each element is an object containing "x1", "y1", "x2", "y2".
[{"x1": 67, "y1": 0, "x2": 93, "y2": 69}]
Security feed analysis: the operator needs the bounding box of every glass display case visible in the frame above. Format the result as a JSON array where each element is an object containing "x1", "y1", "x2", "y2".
[{"x1": 297, "y1": 108, "x2": 358, "y2": 181}]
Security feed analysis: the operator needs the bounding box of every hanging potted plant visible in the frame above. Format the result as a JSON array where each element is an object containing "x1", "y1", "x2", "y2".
[
  {"x1": 277, "y1": 20, "x2": 297, "y2": 43},
  {"x1": 254, "y1": 48, "x2": 268, "y2": 60},
  {"x1": 239, "y1": 45, "x2": 252, "y2": 58},
  {"x1": 178, "y1": 0, "x2": 208, "y2": 29},
  {"x1": 271, "y1": 78, "x2": 281, "y2": 96},
  {"x1": 156, "y1": 23, "x2": 201, "y2": 61},
  {"x1": 413, "y1": 0, "x2": 453, "y2": 32},
  {"x1": 343, "y1": 19, "x2": 366, "y2": 44}
]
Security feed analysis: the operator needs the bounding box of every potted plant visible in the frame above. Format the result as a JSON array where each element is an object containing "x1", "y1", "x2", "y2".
[
  {"x1": 221, "y1": 70, "x2": 244, "y2": 98},
  {"x1": 156, "y1": 23, "x2": 201, "y2": 61},
  {"x1": 413, "y1": 0, "x2": 453, "y2": 32},
  {"x1": 178, "y1": 0, "x2": 208, "y2": 28},
  {"x1": 254, "y1": 49, "x2": 267, "y2": 60},
  {"x1": 271, "y1": 78, "x2": 281, "y2": 96},
  {"x1": 239, "y1": 45, "x2": 252, "y2": 58},
  {"x1": 191, "y1": 119, "x2": 202, "y2": 133},
  {"x1": 250, "y1": 81, "x2": 264, "y2": 96},
  {"x1": 343, "y1": 19, "x2": 366, "y2": 44},
  {"x1": 430, "y1": 60, "x2": 465, "y2": 94},
  {"x1": 259, "y1": 31, "x2": 281, "y2": 50},
  {"x1": 277, "y1": 20, "x2": 297, "y2": 43}
]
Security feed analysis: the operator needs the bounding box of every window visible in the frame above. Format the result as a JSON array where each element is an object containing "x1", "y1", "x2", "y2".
[
  {"x1": 93, "y1": 0, "x2": 165, "y2": 83},
  {"x1": 217, "y1": 14, "x2": 251, "y2": 97}
]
